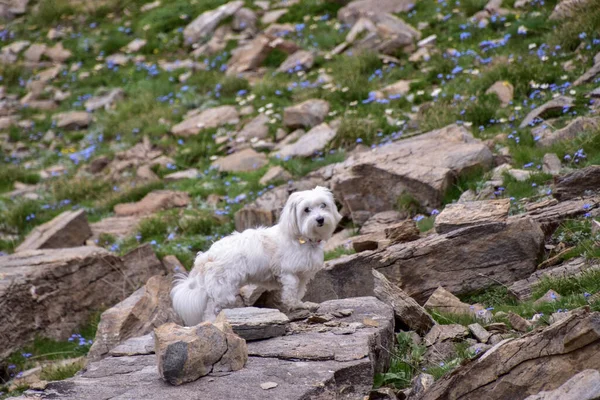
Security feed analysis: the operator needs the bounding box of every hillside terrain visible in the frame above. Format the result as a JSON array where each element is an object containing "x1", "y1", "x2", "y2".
[{"x1": 0, "y1": 0, "x2": 600, "y2": 398}]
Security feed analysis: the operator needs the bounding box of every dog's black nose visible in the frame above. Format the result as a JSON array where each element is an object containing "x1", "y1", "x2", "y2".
[{"x1": 316, "y1": 216, "x2": 325, "y2": 226}]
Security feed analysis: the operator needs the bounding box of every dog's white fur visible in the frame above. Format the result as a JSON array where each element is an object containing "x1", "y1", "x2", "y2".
[{"x1": 171, "y1": 186, "x2": 342, "y2": 326}]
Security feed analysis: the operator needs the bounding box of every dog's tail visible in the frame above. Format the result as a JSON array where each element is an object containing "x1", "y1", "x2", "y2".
[{"x1": 170, "y1": 271, "x2": 208, "y2": 326}]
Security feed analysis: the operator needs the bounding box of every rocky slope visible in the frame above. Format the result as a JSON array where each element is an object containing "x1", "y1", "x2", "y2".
[{"x1": 1, "y1": 0, "x2": 600, "y2": 398}]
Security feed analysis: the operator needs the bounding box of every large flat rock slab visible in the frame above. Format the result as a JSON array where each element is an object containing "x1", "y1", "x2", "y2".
[
  {"x1": 16, "y1": 209, "x2": 92, "y2": 252},
  {"x1": 434, "y1": 199, "x2": 510, "y2": 234},
  {"x1": 305, "y1": 218, "x2": 544, "y2": 304},
  {"x1": 326, "y1": 124, "x2": 493, "y2": 223},
  {"x1": 18, "y1": 297, "x2": 394, "y2": 400},
  {"x1": 422, "y1": 308, "x2": 600, "y2": 400},
  {"x1": 0, "y1": 245, "x2": 164, "y2": 361},
  {"x1": 222, "y1": 307, "x2": 289, "y2": 341}
]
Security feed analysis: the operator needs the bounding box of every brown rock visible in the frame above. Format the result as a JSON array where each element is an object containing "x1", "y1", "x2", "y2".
[
  {"x1": 485, "y1": 81, "x2": 513, "y2": 107},
  {"x1": 372, "y1": 269, "x2": 436, "y2": 334},
  {"x1": 352, "y1": 233, "x2": 383, "y2": 252},
  {"x1": 136, "y1": 164, "x2": 159, "y2": 182},
  {"x1": 283, "y1": 99, "x2": 330, "y2": 129},
  {"x1": 232, "y1": 7, "x2": 257, "y2": 33},
  {"x1": 183, "y1": 0, "x2": 244, "y2": 44},
  {"x1": 15, "y1": 210, "x2": 92, "y2": 252},
  {"x1": 27, "y1": 297, "x2": 394, "y2": 400},
  {"x1": 219, "y1": 307, "x2": 289, "y2": 341},
  {"x1": 374, "y1": 79, "x2": 412, "y2": 99},
  {"x1": 424, "y1": 286, "x2": 474, "y2": 315},
  {"x1": 84, "y1": 88, "x2": 124, "y2": 112},
  {"x1": 510, "y1": 258, "x2": 599, "y2": 301},
  {"x1": 274, "y1": 122, "x2": 336, "y2": 158},
  {"x1": 155, "y1": 321, "x2": 245, "y2": 385},
  {"x1": 45, "y1": 42, "x2": 71, "y2": 62},
  {"x1": 384, "y1": 220, "x2": 420, "y2": 244},
  {"x1": 537, "y1": 117, "x2": 600, "y2": 147},
  {"x1": 508, "y1": 312, "x2": 531, "y2": 332},
  {"x1": 226, "y1": 35, "x2": 272, "y2": 76},
  {"x1": 211, "y1": 148, "x2": 268, "y2": 172},
  {"x1": 325, "y1": 218, "x2": 545, "y2": 304},
  {"x1": 575, "y1": 62, "x2": 600, "y2": 86},
  {"x1": 339, "y1": 0, "x2": 416, "y2": 25},
  {"x1": 171, "y1": 105, "x2": 239, "y2": 137},
  {"x1": 90, "y1": 215, "x2": 142, "y2": 242},
  {"x1": 542, "y1": 153, "x2": 562, "y2": 174},
  {"x1": 549, "y1": 0, "x2": 591, "y2": 20},
  {"x1": 519, "y1": 96, "x2": 574, "y2": 128},
  {"x1": 162, "y1": 255, "x2": 186, "y2": 273},
  {"x1": 277, "y1": 50, "x2": 314, "y2": 73},
  {"x1": 523, "y1": 369, "x2": 600, "y2": 400},
  {"x1": 360, "y1": 211, "x2": 407, "y2": 234},
  {"x1": 23, "y1": 43, "x2": 46, "y2": 62},
  {"x1": 533, "y1": 289, "x2": 562, "y2": 305},
  {"x1": 424, "y1": 308, "x2": 600, "y2": 400},
  {"x1": 434, "y1": 199, "x2": 510, "y2": 234},
  {"x1": 259, "y1": 165, "x2": 292, "y2": 186},
  {"x1": 114, "y1": 190, "x2": 190, "y2": 216},
  {"x1": 468, "y1": 323, "x2": 491, "y2": 343},
  {"x1": 88, "y1": 275, "x2": 182, "y2": 361},
  {"x1": 424, "y1": 324, "x2": 468, "y2": 346},
  {"x1": 261, "y1": 9, "x2": 288, "y2": 24},
  {"x1": 237, "y1": 113, "x2": 270, "y2": 140},
  {"x1": 164, "y1": 168, "x2": 200, "y2": 182},
  {"x1": 0, "y1": 245, "x2": 164, "y2": 360},
  {"x1": 54, "y1": 111, "x2": 92, "y2": 130},
  {"x1": 329, "y1": 124, "x2": 493, "y2": 223},
  {"x1": 553, "y1": 165, "x2": 600, "y2": 201}
]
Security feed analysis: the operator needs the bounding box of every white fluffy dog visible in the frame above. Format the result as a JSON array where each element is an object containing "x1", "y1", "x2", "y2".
[{"x1": 171, "y1": 186, "x2": 342, "y2": 326}]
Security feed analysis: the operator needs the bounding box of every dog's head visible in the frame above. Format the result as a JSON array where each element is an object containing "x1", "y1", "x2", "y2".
[{"x1": 279, "y1": 186, "x2": 342, "y2": 242}]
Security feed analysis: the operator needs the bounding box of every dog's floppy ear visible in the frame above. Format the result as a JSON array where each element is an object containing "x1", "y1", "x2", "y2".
[
  {"x1": 279, "y1": 191, "x2": 301, "y2": 237},
  {"x1": 315, "y1": 186, "x2": 342, "y2": 224}
]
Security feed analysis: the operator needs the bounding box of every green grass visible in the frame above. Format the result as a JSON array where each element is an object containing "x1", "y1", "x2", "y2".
[
  {"x1": 416, "y1": 216, "x2": 435, "y2": 233},
  {"x1": 532, "y1": 268, "x2": 600, "y2": 300},
  {"x1": 0, "y1": 166, "x2": 40, "y2": 193},
  {"x1": 32, "y1": 0, "x2": 77, "y2": 26},
  {"x1": 443, "y1": 166, "x2": 487, "y2": 205},
  {"x1": 39, "y1": 359, "x2": 85, "y2": 381},
  {"x1": 549, "y1": 0, "x2": 600, "y2": 51},
  {"x1": 331, "y1": 117, "x2": 380, "y2": 148},
  {"x1": 2, "y1": 313, "x2": 100, "y2": 387},
  {"x1": 428, "y1": 310, "x2": 481, "y2": 327},
  {"x1": 460, "y1": 286, "x2": 518, "y2": 308},
  {"x1": 324, "y1": 246, "x2": 355, "y2": 261},
  {"x1": 374, "y1": 332, "x2": 425, "y2": 389}
]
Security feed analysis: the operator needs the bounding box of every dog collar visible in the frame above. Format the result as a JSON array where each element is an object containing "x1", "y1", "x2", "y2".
[{"x1": 298, "y1": 237, "x2": 323, "y2": 245}]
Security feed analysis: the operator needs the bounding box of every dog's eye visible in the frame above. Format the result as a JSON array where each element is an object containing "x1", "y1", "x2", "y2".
[
  {"x1": 320, "y1": 203, "x2": 327, "y2": 208},
  {"x1": 304, "y1": 207, "x2": 311, "y2": 213}
]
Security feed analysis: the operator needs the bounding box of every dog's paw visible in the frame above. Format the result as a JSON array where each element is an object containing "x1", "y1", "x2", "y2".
[
  {"x1": 301, "y1": 301, "x2": 320, "y2": 312},
  {"x1": 289, "y1": 301, "x2": 319, "y2": 312}
]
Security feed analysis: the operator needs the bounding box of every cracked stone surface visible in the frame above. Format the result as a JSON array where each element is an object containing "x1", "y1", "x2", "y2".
[
  {"x1": 422, "y1": 307, "x2": 600, "y2": 400},
  {"x1": 17, "y1": 297, "x2": 394, "y2": 400}
]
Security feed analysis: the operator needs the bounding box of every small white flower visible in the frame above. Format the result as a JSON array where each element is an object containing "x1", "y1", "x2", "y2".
[{"x1": 529, "y1": 43, "x2": 537, "y2": 49}]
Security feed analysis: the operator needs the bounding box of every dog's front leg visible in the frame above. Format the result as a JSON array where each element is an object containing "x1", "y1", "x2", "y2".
[{"x1": 279, "y1": 274, "x2": 303, "y2": 311}]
